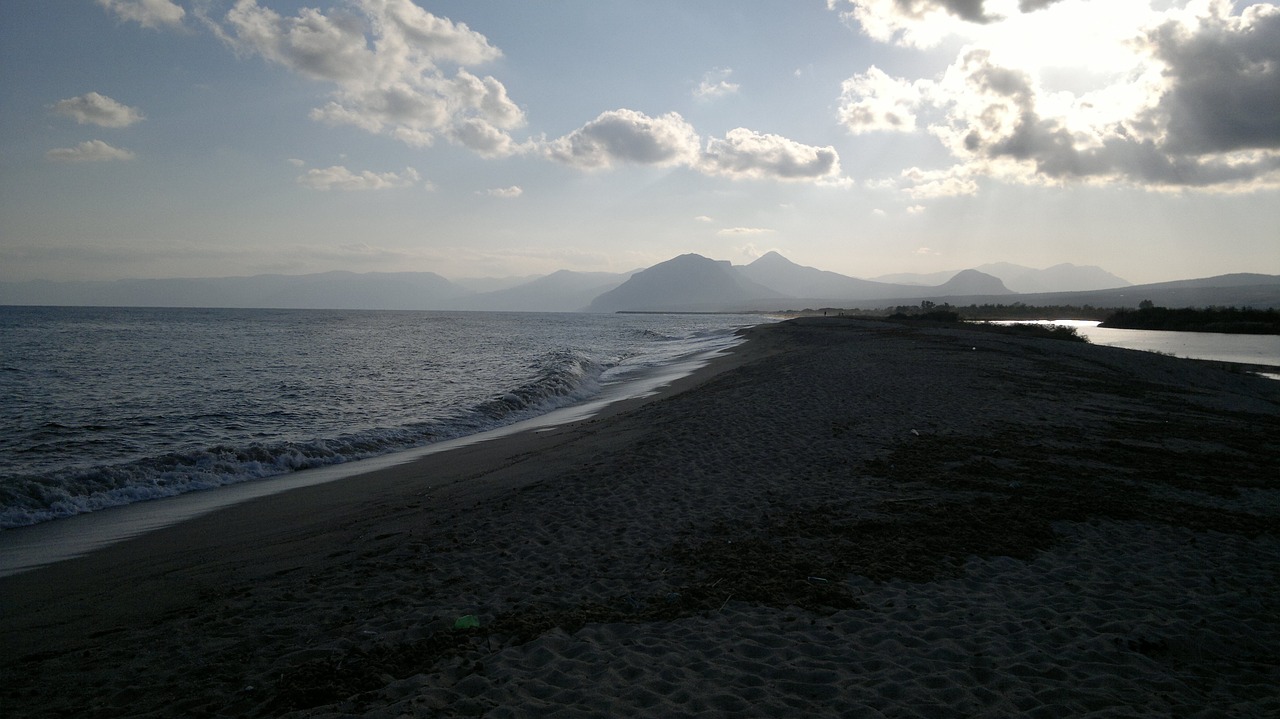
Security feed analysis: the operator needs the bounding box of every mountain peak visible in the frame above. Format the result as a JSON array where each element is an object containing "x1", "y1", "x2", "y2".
[
  {"x1": 587, "y1": 253, "x2": 781, "y2": 312},
  {"x1": 751, "y1": 251, "x2": 792, "y2": 265},
  {"x1": 937, "y1": 269, "x2": 1012, "y2": 295}
]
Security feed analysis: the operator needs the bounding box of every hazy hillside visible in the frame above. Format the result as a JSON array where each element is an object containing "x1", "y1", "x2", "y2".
[
  {"x1": 738, "y1": 252, "x2": 909, "y2": 300},
  {"x1": 587, "y1": 254, "x2": 783, "y2": 312},
  {"x1": 450, "y1": 274, "x2": 544, "y2": 293},
  {"x1": 872, "y1": 263, "x2": 1130, "y2": 293},
  {"x1": 0, "y1": 272, "x2": 471, "y2": 310},
  {"x1": 822, "y1": 274, "x2": 1280, "y2": 311},
  {"x1": 456, "y1": 270, "x2": 629, "y2": 312},
  {"x1": 2, "y1": 256, "x2": 1274, "y2": 313},
  {"x1": 934, "y1": 269, "x2": 1012, "y2": 296}
]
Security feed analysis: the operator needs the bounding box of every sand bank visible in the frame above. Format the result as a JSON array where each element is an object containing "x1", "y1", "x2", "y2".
[{"x1": 3, "y1": 318, "x2": 1278, "y2": 717}]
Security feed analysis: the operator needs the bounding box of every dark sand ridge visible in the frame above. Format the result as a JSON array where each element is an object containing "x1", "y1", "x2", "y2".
[{"x1": 2, "y1": 318, "x2": 1278, "y2": 717}]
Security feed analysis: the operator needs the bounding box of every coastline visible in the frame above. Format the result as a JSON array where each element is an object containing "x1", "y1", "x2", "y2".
[
  {"x1": 0, "y1": 332, "x2": 752, "y2": 577},
  {"x1": 3, "y1": 317, "x2": 1278, "y2": 717}
]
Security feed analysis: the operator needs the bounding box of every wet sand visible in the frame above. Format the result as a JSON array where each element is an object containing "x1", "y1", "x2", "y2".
[{"x1": 2, "y1": 317, "x2": 1278, "y2": 717}]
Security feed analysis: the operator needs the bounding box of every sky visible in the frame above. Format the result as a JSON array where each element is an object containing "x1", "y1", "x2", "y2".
[{"x1": 1, "y1": 0, "x2": 1277, "y2": 285}]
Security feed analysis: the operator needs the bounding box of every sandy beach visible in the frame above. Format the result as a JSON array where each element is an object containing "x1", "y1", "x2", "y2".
[{"x1": 2, "y1": 317, "x2": 1278, "y2": 718}]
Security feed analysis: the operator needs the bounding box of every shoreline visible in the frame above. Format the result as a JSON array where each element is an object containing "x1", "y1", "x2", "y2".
[
  {"x1": 3, "y1": 318, "x2": 1278, "y2": 717},
  {"x1": 0, "y1": 329, "x2": 758, "y2": 575}
]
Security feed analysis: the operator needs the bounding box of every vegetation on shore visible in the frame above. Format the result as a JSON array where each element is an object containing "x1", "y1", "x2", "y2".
[
  {"x1": 1101, "y1": 303, "x2": 1280, "y2": 334},
  {"x1": 776, "y1": 302, "x2": 1118, "y2": 322}
]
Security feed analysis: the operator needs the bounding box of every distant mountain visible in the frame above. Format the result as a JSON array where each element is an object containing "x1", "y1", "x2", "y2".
[
  {"x1": 935, "y1": 269, "x2": 1012, "y2": 296},
  {"x1": 2, "y1": 257, "x2": 1273, "y2": 313},
  {"x1": 980, "y1": 262, "x2": 1130, "y2": 293},
  {"x1": 457, "y1": 270, "x2": 629, "y2": 312},
  {"x1": 0, "y1": 271, "x2": 471, "y2": 310},
  {"x1": 587, "y1": 254, "x2": 783, "y2": 312},
  {"x1": 450, "y1": 274, "x2": 544, "y2": 293},
  {"x1": 872, "y1": 263, "x2": 1130, "y2": 293},
  {"x1": 739, "y1": 251, "x2": 913, "y2": 300},
  {"x1": 823, "y1": 273, "x2": 1280, "y2": 311}
]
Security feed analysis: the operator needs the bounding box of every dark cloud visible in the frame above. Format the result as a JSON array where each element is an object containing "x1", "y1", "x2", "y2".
[
  {"x1": 1018, "y1": 0, "x2": 1065, "y2": 12},
  {"x1": 953, "y1": 46, "x2": 1280, "y2": 189},
  {"x1": 1147, "y1": 7, "x2": 1280, "y2": 154},
  {"x1": 891, "y1": 0, "x2": 1067, "y2": 24},
  {"x1": 896, "y1": 0, "x2": 996, "y2": 24}
]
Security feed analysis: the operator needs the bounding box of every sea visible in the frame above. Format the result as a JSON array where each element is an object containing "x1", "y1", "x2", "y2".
[{"x1": 0, "y1": 307, "x2": 772, "y2": 532}]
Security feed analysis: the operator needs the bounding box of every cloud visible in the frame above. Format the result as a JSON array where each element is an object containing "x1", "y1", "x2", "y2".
[
  {"x1": 829, "y1": 0, "x2": 1090, "y2": 49},
  {"x1": 52, "y1": 92, "x2": 144, "y2": 128},
  {"x1": 548, "y1": 108, "x2": 845, "y2": 184},
  {"x1": 700, "y1": 128, "x2": 843, "y2": 181},
  {"x1": 1018, "y1": 0, "x2": 1066, "y2": 10},
  {"x1": 829, "y1": 0, "x2": 997, "y2": 47},
  {"x1": 214, "y1": 0, "x2": 524, "y2": 155},
  {"x1": 717, "y1": 227, "x2": 775, "y2": 236},
  {"x1": 1145, "y1": 2, "x2": 1280, "y2": 155},
  {"x1": 480, "y1": 185, "x2": 523, "y2": 198},
  {"x1": 839, "y1": 66, "x2": 922, "y2": 133},
  {"x1": 694, "y1": 68, "x2": 740, "y2": 100},
  {"x1": 895, "y1": 165, "x2": 980, "y2": 198},
  {"x1": 45, "y1": 140, "x2": 136, "y2": 162},
  {"x1": 907, "y1": 204, "x2": 927, "y2": 213},
  {"x1": 97, "y1": 0, "x2": 185, "y2": 29},
  {"x1": 736, "y1": 243, "x2": 777, "y2": 260},
  {"x1": 837, "y1": 1, "x2": 1280, "y2": 192},
  {"x1": 296, "y1": 165, "x2": 420, "y2": 191},
  {"x1": 693, "y1": 215, "x2": 714, "y2": 222},
  {"x1": 547, "y1": 109, "x2": 700, "y2": 169}
]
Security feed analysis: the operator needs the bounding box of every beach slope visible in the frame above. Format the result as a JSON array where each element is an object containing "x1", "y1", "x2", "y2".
[{"x1": 2, "y1": 318, "x2": 1278, "y2": 717}]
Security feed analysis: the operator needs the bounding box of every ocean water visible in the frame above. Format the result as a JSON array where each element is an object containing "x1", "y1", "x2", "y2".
[{"x1": 0, "y1": 307, "x2": 770, "y2": 529}]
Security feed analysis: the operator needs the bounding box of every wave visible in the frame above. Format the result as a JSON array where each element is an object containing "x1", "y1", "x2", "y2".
[{"x1": 0, "y1": 349, "x2": 609, "y2": 529}]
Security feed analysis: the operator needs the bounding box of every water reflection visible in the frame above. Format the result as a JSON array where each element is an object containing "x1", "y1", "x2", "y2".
[{"x1": 990, "y1": 320, "x2": 1280, "y2": 370}]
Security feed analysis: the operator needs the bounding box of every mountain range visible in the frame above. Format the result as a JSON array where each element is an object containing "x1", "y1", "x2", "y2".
[
  {"x1": 872, "y1": 262, "x2": 1131, "y2": 294},
  {"x1": 3, "y1": 252, "x2": 1278, "y2": 311}
]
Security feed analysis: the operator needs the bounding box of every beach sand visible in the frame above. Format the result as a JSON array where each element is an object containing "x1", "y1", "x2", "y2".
[{"x1": 2, "y1": 317, "x2": 1278, "y2": 718}]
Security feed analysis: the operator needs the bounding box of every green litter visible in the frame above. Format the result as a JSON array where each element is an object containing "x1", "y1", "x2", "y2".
[{"x1": 453, "y1": 615, "x2": 481, "y2": 630}]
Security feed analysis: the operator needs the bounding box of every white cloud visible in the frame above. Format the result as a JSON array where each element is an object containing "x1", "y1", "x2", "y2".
[
  {"x1": 548, "y1": 109, "x2": 845, "y2": 184},
  {"x1": 694, "y1": 215, "x2": 714, "y2": 222},
  {"x1": 700, "y1": 128, "x2": 843, "y2": 182},
  {"x1": 296, "y1": 165, "x2": 420, "y2": 191},
  {"x1": 898, "y1": 166, "x2": 980, "y2": 198},
  {"x1": 449, "y1": 115, "x2": 528, "y2": 158},
  {"x1": 216, "y1": 0, "x2": 524, "y2": 155},
  {"x1": 838, "y1": 67, "x2": 922, "y2": 133},
  {"x1": 737, "y1": 243, "x2": 775, "y2": 260},
  {"x1": 694, "y1": 68, "x2": 740, "y2": 100},
  {"x1": 907, "y1": 204, "x2": 927, "y2": 214},
  {"x1": 97, "y1": 0, "x2": 185, "y2": 29},
  {"x1": 547, "y1": 109, "x2": 701, "y2": 169},
  {"x1": 53, "y1": 92, "x2": 144, "y2": 128},
  {"x1": 481, "y1": 185, "x2": 523, "y2": 198},
  {"x1": 717, "y1": 227, "x2": 775, "y2": 236},
  {"x1": 45, "y1": 140, "x2": 136, "y2": 162}
]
